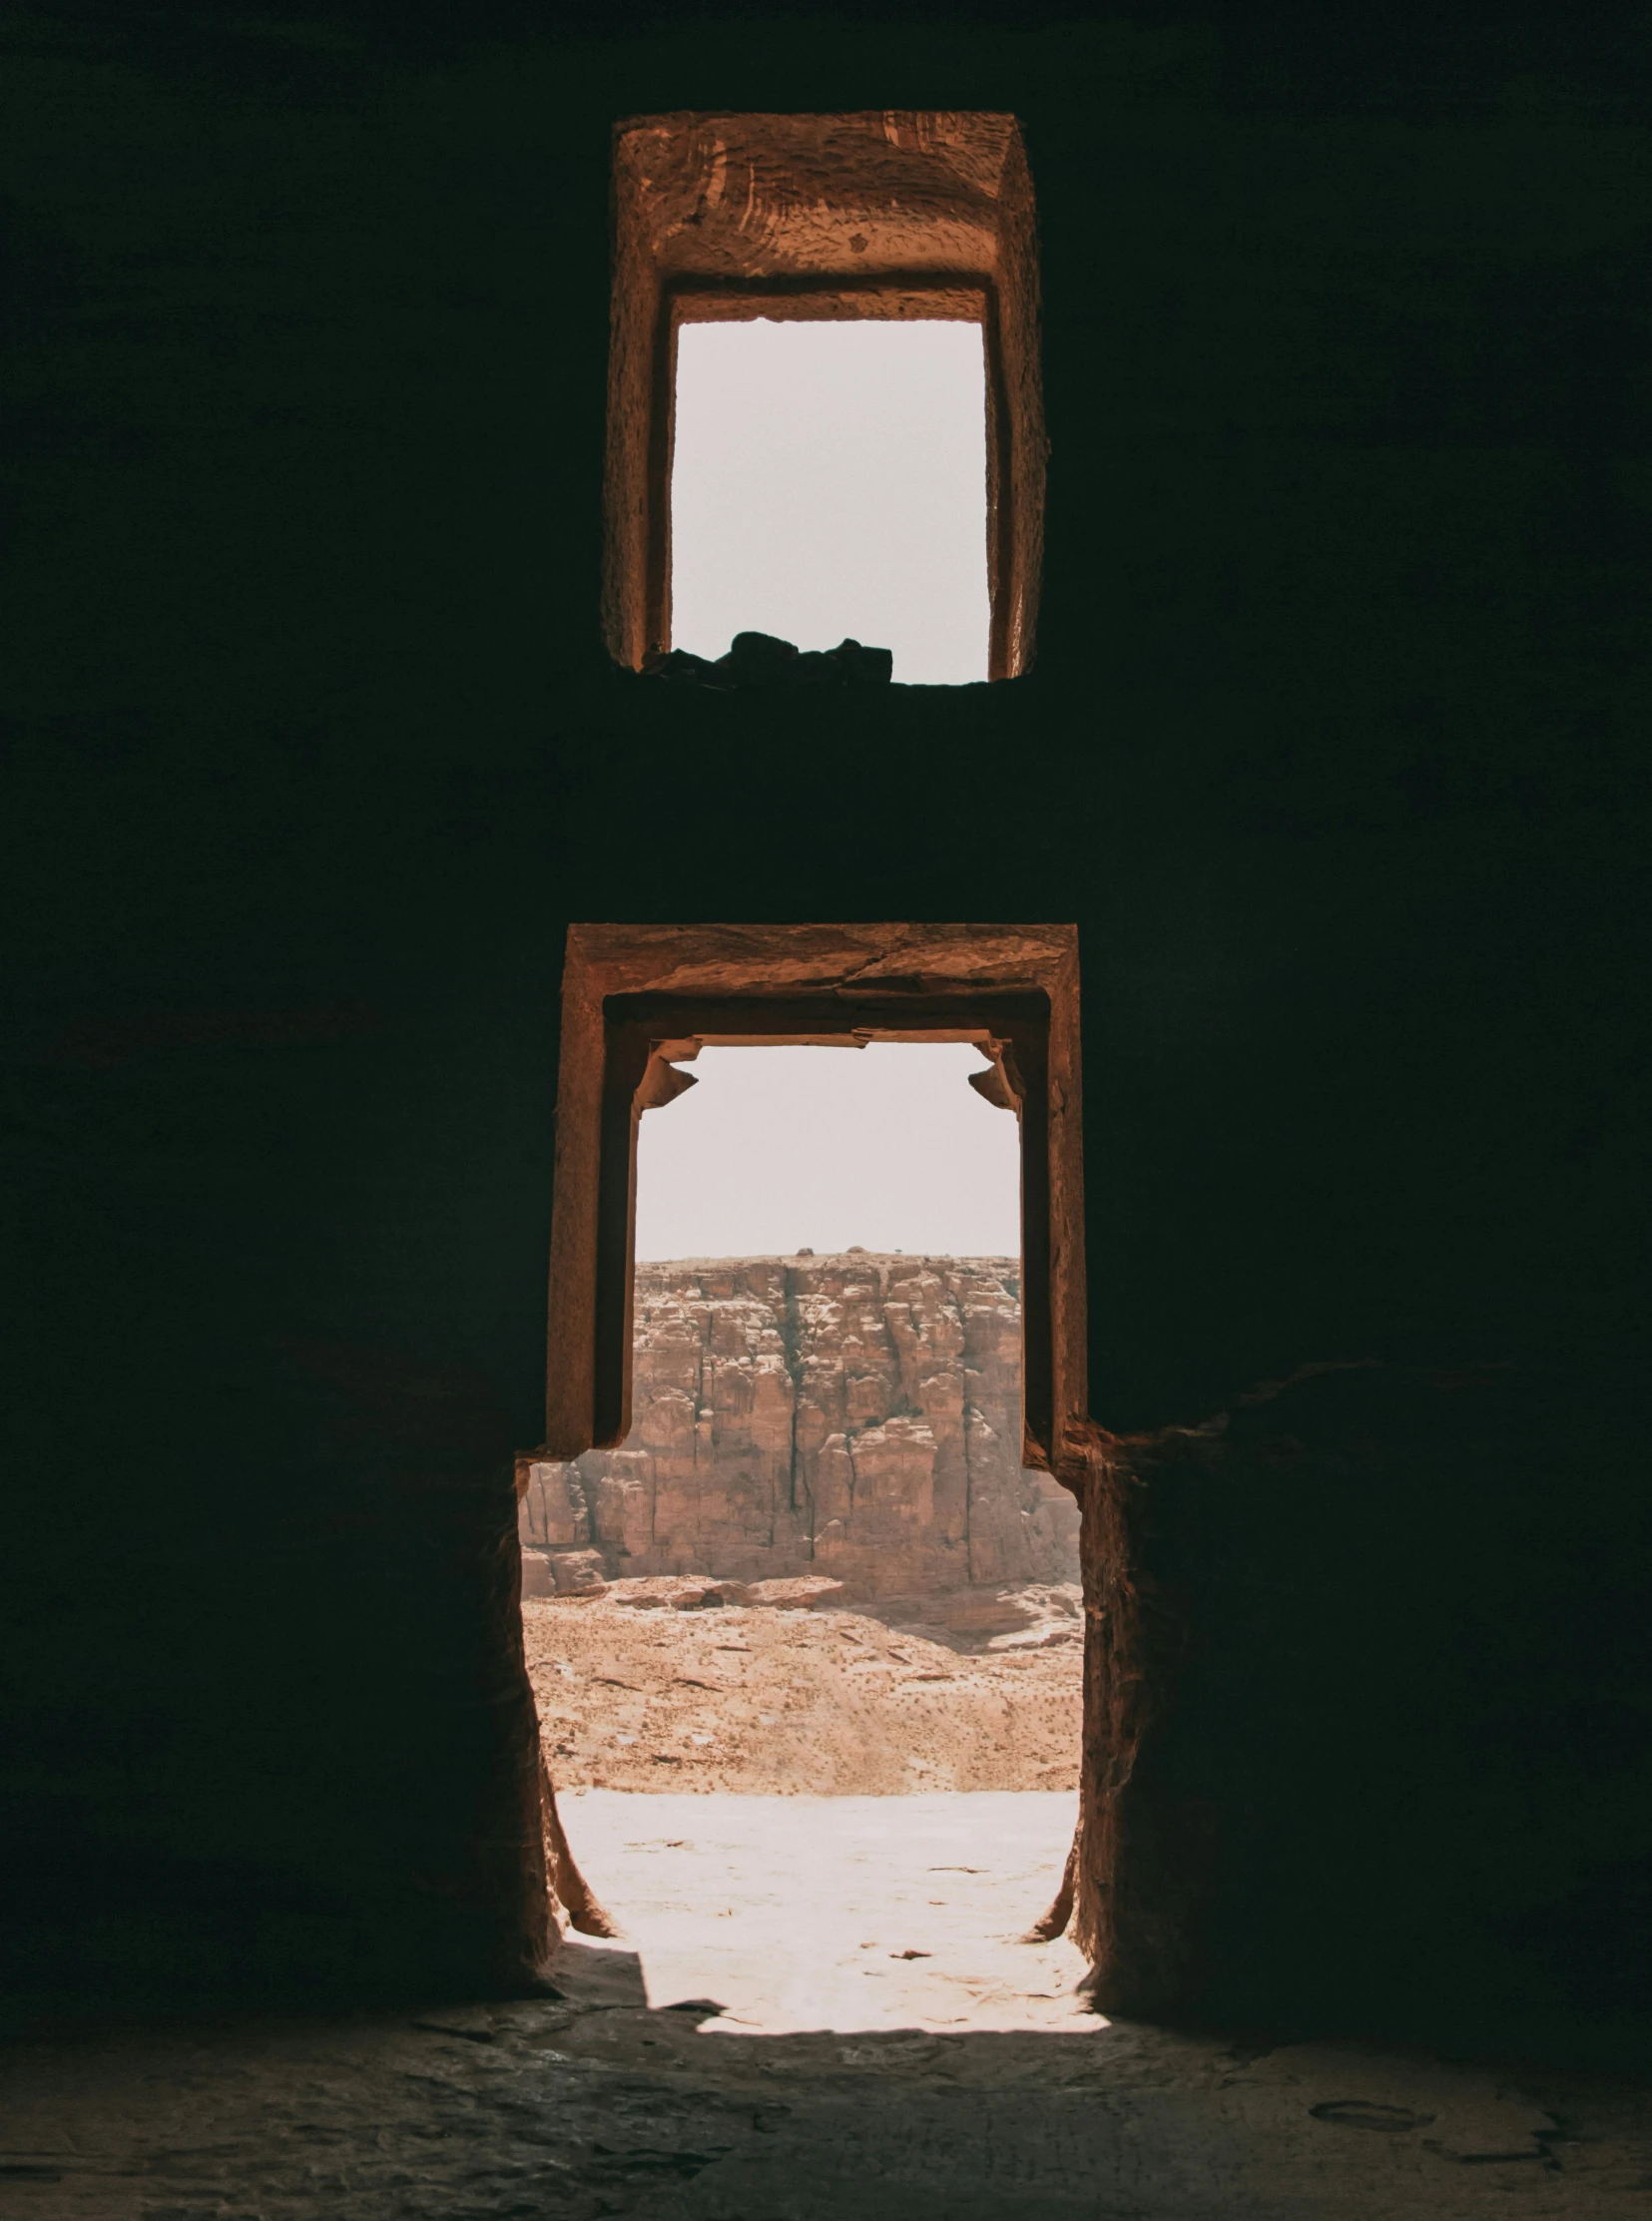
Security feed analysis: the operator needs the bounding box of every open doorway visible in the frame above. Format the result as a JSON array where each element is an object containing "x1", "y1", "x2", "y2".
[{"x1": 522, "y1": 1020, "x2": 1087, "y2": 2030}]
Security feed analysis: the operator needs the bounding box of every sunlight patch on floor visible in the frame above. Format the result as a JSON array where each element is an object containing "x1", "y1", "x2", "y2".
[{"x1": 559, "y1": 1789, "x2": 1098, "y2": 2036}]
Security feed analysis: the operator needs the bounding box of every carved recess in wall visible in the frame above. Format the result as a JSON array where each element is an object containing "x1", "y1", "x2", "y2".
[{"x1": 605, "y1": 110, "x2": 1046, "y2": 679}]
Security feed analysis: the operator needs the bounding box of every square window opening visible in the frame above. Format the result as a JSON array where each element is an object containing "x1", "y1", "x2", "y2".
[
  {"x1": 604, "y1": 114, "x2": 1046, "y2": 681},
  {"x1": 670, "y1": 317, "x2": 991, "y2": 686}
]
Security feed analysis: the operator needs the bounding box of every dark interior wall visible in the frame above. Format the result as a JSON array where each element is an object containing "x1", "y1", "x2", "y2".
[{"x1": 3, "y1": 2, "x2": 1648, "y2": 2038}]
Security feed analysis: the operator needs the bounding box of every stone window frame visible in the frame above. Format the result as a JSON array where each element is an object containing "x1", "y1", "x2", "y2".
[
  {"x1": 543, "y1": 923, "x2": 1088, "y2": 1485},
  {"x1": 603, "y1": 111, "x2": 1047, "y2": 681}
]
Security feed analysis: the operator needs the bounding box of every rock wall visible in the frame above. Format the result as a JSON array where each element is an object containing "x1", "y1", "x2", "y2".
[{"x1": 522, "y1": 1254, "x2": 1080, "y2": 1596}]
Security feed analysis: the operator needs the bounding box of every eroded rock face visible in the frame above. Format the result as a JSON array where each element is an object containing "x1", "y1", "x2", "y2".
[{"x1": 523, "y1": 1254, "x2": 1079, "y2": 1597}]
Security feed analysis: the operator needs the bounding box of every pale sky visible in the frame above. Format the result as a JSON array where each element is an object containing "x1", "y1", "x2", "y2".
[
  {"x1": 670, "y1": 318, "x2": 990, "y2": 686},
  {"x1": 633, "y1": 1043, "x2": 1021, "y2": 1261}
]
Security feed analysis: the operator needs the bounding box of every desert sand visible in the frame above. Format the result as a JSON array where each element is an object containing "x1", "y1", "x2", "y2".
[
  {"x1": 553, "y1": 1788, "x2": 1091, "y2": 2035},
  {"x1": 523, "y1": 1586, "x2": 1083, "y2": 1796}
]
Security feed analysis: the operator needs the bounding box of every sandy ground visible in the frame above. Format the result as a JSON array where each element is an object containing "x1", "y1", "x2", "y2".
[
  {"x1": 9, "y1": 1963, "x2": 1649, "y2": 2219},
  {"x1": 16, "y1": 1599, "x2": 1643, "y2": 2213},
  {"x1": 8, "y1": 1784, "x2": 1648, "y2": 2219},
  {"x1": 523, "y1": 1590, "x2": 1082, "y2": 1795},
  {"x1": 557, "y1": 1789, "x2": 1088, "y2": 2033}
]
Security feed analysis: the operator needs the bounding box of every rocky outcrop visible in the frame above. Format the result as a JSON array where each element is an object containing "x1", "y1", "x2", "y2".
[
  {"x1": 522, "y1": 1253, "x2": 1079, "y2": 1598},
  {"x1": 641, "y1": 629, "x2": 893, "y2": 690}
]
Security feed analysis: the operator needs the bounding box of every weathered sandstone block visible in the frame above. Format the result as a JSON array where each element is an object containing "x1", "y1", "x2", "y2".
[
  {"x1": 549, "y1": 1548, "x2": 607, "y2": 1598},
  {"x1": 739, "y1": 1575, "x2": 851, "y2": 1610}
]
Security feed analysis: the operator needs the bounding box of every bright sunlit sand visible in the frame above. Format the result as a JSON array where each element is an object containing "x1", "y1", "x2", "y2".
[{"x1": 560, "y1": 1790, "x2": 1095, "y2": 2035}]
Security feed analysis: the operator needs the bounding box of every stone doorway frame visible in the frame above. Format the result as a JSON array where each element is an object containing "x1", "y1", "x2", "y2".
[
  {"x1": 535, "y1": 920, "x2": 1133, "y2": 1995},
  {"x1": 543, "y1": 923, "x2": 1087, "y2": 1477},
  {"x1": 603, "y1": 112, "x2": 1047, "y2": 679}
]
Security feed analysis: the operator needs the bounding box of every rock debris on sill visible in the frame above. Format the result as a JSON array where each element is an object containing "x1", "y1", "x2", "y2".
[{"x1": 641, "y1": 630, "x2": 894, "y2": 689}]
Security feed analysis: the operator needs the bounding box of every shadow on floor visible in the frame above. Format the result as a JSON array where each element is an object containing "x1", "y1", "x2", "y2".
[{"x1": 0, "y1": 1943, "x2": 1645, "y2": 2218}]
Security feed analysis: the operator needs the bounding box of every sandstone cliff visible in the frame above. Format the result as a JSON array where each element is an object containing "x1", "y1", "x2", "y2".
[{"x1": 522, "y1": 1253, "x2": 1079, "y2": 1597}]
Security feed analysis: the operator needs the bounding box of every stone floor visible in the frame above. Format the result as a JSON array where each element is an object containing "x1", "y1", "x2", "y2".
[{"x1": 4, "y1": 1792, "x2": 1650, "y2": 2219}]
